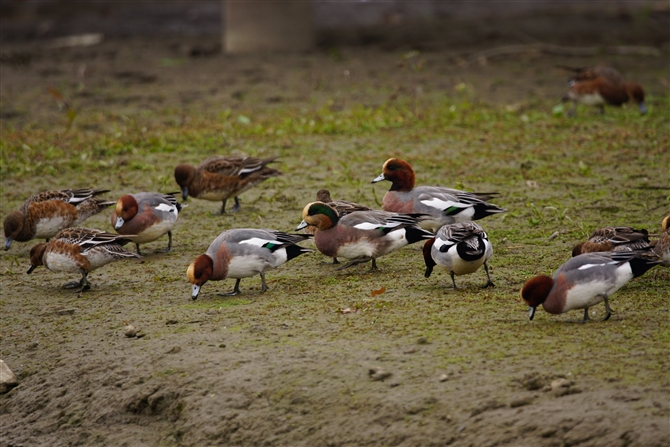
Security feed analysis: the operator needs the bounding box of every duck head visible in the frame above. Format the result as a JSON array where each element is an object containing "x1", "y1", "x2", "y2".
[
  {"x1": 27, "y1": 242, "x2": 48, "y2": 274},
  {"x1": 187, "y1": 254, "x2": 213, "y2": 300},
  {"x1": 174, "y1": 164, "x2": 196, "y2": 200},
  {"x1": 4, "y1": 210, "x2": 25, "y2": 250},
  {"x1": 113, "y1": 195, "x2": 139, "y2": 230},
  {"x1": 372, "y1": 158, "x2": 416, "y2": 192},
  {"x1": 297, "y1": 201, "x2": 339, "y2": 232},
  {"x1": 520, "y1": 275, "x2": 554, "y2": 320}
]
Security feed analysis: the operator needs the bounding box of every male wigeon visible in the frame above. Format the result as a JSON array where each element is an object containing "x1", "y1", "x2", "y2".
[
  {"x1": 188, "y1": 229, "x2": 311, "y2": 299},
  {"x1": 423, "y1": 222, "x2": 494, "y2": 289},
  {"x1": 560, "y1": 65, "x2": 647, "y2": 116},
  {"x1": 572, "y1": 226, "x2": 650, "y2": 257},
  {"x1": 174, "y1": 156, "x2": 281, "y2": 213},
  {"x1": 111, "y1": 192, "x2": 184, "y2": 254},
  {"x1": 651, "y1": 215, "x2": 670, "y2": 267},
  {"x1": 28, "y1": 227, "x2": 140, "y2": 291},
  {"x1": 520, "y1": 250, "x2": 661, "y2": 322},
  {"x1": 4, "y1": 188, "x2": 114, "y2": 250},
  {"x1": 296, "y1": 201, "x2": 434, "y2": 271},
  {"x1": 371, "y1": 158, "x2": 506, "y2": 232}
]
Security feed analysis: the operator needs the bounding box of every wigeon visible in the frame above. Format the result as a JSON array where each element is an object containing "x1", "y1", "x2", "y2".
[
  {"x1": 423, "y1": 222, "x2": 494, "y2": 289},
  {"x1": 28, "y1": 227, "x2": 140, "y2": 292},
  {"x1": 174, "y1": 156, "x2": 281, "y2": 213},
  {"x1": 651, "y1": 215, "x2": 670, "y2": 267},
  {"x1": 371, "y1": 158, "x2": 506, "y2": 232},
  {"x1": 572, "y1": 226, "x2": 650, "y2": 257},
  {"x1": 560, "y1": 65, "x2": 647, "y2": 115},
  {"x1": 4, "y1": 188, "x2": 114, "y2": 250},
  {"x1": 308, "y1": 189, "x2": 372, "y2": 264},
  {"x1": 296, "y1": 201, "x2": 434, "y2": 271},
  {"x1": 520, "y1": 250, "x2": 661, "y2": 322},
  {"x1": 187, "y1": 229, "x2": 311, "y2": 299},
  {"x1": 111, "y1": 192, "x2": 184, "y2": 254}
]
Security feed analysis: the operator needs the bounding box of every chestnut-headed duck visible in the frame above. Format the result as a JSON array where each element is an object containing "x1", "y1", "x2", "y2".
[
  {"x1": 111, "y1": 192, "x2": 184, "y2": 254},
  {"x1": 651, "y1": 215, "x2": 670, "y2": 267},
  {"x1": 572, "y1": 226, "x2": 650, "y2": 257},
  {"x1": 174, "y1": 156, "x2": 281, "y2": 213},
  {"x1": 28, "y1": 227, "x2": 140, "y2": 292},
  {"x1": 4, "y1": 188, "x2": 114, "y2": 250},
  {"x1": 560, "y1": 65, "x2": 647, "y2": 115},
  {"x1": 520, "y1": 250, "x2": 661, "y2": 322},
  {"x1": 371, "y1": 158, "x2": 506, "y2": 232},
  {"x1": 296, "y1": 201, "x2": 434, "y2": 271},
  {"x1": 423, "y1": 222, "x2": 494, "y2": 289},
  {"x1": 188, "y1": 229, "x2": 311, "y2": 299}
]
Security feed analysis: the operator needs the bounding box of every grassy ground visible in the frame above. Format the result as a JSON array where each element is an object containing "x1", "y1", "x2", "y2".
[{"x1": 1, "y1": 33, "x2": 669, "y2": 446}]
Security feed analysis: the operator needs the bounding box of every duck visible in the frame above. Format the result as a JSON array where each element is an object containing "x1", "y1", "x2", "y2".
[
  {"x1": 520, "y1": 250, "x2": 661, "y2": 322},
  {"x1": 27, "y1": 227, "x2": 140, "y2": 292},
  {"x1": 4, "y1": 188, "x2": 114, "y2": 250},
  {"x1": 423, "y1": 221, "x2": 494, "y2": 289},
  {"x1": 174, "y1": 155, "x2": 281, "y2": 213},
  {"x1": 371, "y1": 158, "x2": 506, "y2": 232},
  {"x1": 187, "y1": 229, "x2": 311, "y2": 299},
  {"x1": 651, "y1": 215, "x2": 670, "y2": 267},
  {"x1": 296, "y1": 201, "x2": 434, "y2": 271},
  {"x1": 111, "y1": 192, "x2": 184, "y2": 254},
  {"x1": 572, "y1": 226, "x2": 650, "y2": 257},
  {"x1": 559, "y1": 65, "x2": 647, "y2": 116}
]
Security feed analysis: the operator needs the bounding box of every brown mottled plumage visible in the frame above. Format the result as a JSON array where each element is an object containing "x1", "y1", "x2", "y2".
[{"x1": 572, "y1": 226, "x2": 650, "y2": 257}]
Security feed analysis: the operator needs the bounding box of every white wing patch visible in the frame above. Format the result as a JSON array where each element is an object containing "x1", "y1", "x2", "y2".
[
  {"x1": 578, "y1": 261, "x2": 617, "y2": 270},
  {"x1": 240, "y1": 237, "x2": 275, "y2": 248},
  {"x1": 420, "y1": 198, "x2": 468, "y2": 211},
  {"x1": 354, "y1": 221, "x2": 401, "y2": 230},
  {"x1": 154, "y1": 203, "x2": 176, "y2": 213}
]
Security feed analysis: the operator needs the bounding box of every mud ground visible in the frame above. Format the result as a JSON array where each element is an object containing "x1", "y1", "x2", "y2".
[{"x1": 1, "y1": 8, "x2": 670, "y2": 447}]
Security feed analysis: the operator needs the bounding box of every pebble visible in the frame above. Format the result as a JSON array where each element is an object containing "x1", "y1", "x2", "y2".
[
  {"x1": 124, "y1": 325, "x2": 138, "y2": 338},
  {"x1": 368, "y1": 367, "x2": 392, "y2": 381},
  {"x1": 0, "y1": 360, "x2": 18, "y2": 394},
  {"x1": 439, "y1": 374, "x2": 448, "y2": 382}
]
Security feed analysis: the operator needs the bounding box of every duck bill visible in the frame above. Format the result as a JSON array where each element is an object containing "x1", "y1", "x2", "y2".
[
  {"x1": 638, "y1": 102, "x2": 647, "y2": 114},
  {"x1": 181, "y1": 186, "x2": 189, "y2": 201},
  {"x1": 528, "y1": 306, "x2": 537, "y2": 321},
  {"x1": 114, "y1": 217, "x2": 125, "y2": 230},
  {"x1": 371, "y1": 173, "x2": 385, "y2": 183},
  {"x1": 191, "y1": 284, "x2": 200, "y2": 300},
  {"x1": 4, "y1": 237, "x2": 12, "y2": 250},
  {"x1": 296, "y1": 220, "x2": 308, "y2": 231}
]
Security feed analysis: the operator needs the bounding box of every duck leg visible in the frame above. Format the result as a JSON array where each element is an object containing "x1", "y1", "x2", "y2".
[
  {"x1": 450, "y1": 271, "x2": 458, "y2": 289},
  {"x1": 582, "y1": 308, "x2": 591, "y2": 322},
  {"x1": 230, "y1": 196, "x2": 242, "y2": 213},
  {"x1": 369, "y1": 258, "x2": 378, "y2": 272},
  {"x1": 259, "y1": 272, "x2": 268, "y2": 293},
  {"x1": 220, "y1": 199, "x2": 228, "y2": 214},
  {"x1": 480, "y1": 261, "x2": 495, "y2": 288},
  {"x1": 336, "y1": 257, "x2": 373, "y2": 270},
  {"x1": 602, "y1": 295, "x2": 613, "y2": 321},
  {"x1": 332, "y1": 257, "x2": 340, "y2": 264},
  {"x1": 135, "y1": 243, "x2": 142, "y2": 255},
  {"x1": 64, "y1": 270, "x2": 90, "y2": 291},
  {"x1": 156, "y1": 231, "x2": 172, "y2": 253},
  {"x1": 219, "y1": 278, "x2": 242, "y2": 296}
]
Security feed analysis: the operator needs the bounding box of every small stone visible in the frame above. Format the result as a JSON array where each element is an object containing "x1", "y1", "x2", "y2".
[
  {"x1": 510, "y1": 396, "x2": 534, "y2": 408},
  {"x1": 124, "y1": 325, "x2": 137, "y2": 338},
  {"x1": 368, "y1": 367, "x2": 392, "y2": 382},
  {"x1": 57, "y1": 308, "x2": 78, "y2": 315},
  {"x1": 219, "y1": 343, "x2": 226, "y2": 348},
  {"x1": 166, "y1": 319, "x2": 179, "y2": 325},
  {"x1": 439, "y1": 374, "x2": 448, "y2": 382},
  {"x1": 167, "y1": 346, "x2": 181, "y2": 354},
  {"x1": 550, "y1": 378, "x2": 573, "y2": 390},
  {"x1": 0, "y1": 360, "x2": 18, "y2": 394},
  {"x1": 417, "y1": 337, "x2": 429, "y2": 345}
]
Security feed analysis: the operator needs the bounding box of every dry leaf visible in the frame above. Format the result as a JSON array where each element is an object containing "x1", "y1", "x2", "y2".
[{"x1": 371, "y1": 286, "x2": 386, "y2": 297}]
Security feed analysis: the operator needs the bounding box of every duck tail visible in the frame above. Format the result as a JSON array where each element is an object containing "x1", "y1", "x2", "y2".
[
  {"x1": 284, "y1": 244, "x2": 313, "y2": 261},
  {"x1": 471, "y1": 203, "x2": 507, "y2": 220},
  {"x1": 405, "y1": 226, "x2": 435, "y2": 245},
  {"x1": 626, "y1": 250, "x2": 662, "y2": 278}
]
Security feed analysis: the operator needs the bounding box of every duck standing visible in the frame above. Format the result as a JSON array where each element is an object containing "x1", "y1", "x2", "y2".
[
  {"x1": 174, "y1": 156, "x2": 281, "y2": 213},
  {"x1": 423, "y1": 222, "x2": 494, "y2": 289},
  {"x1": 28, "y1": 227, "x2": 140, "y2": 292},
  {"x1": 111, "y1": 192, "x2": 184, "y2": 254},
  {"x1": 187, "y1": 229, "x2": 311, "y2": 299},
  {"x1": 560, "y1": 65, "x2": 647, "y2": 115},
  {"x1": 520, "y1": 250, "x2": 661, "y2": 322},
  {"x1": 4, "y1": 188, "x2": 114, "y2": 250},
  {"x1": 372, "y1": 158, "x2": 506, "y2": 232},
  {"x1": 297, "y1": 201, "x2": 434, "y2": 271}
]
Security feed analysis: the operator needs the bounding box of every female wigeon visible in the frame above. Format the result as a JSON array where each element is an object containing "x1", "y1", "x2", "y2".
[
  {"x1": 4, "y1": 188, "x2": 114, "y2": 250},
  {"x1": 28, "y1": 227, "x2": 140, "y2": 291},
  {"x1": 296, "y1": 201, "x2": 434, "y2": 271},
  {"x1": 423, "y1": 222, "x2": 494, "y2": 289},
  {"x1": 174, "y1": 156, "x2": 281, "y2": 213},
  {"x1": 187, "y1": 229, "x2": 311, "y2": 299},
  {"x1": 111, "y1": 192, "x2": 184, "y2": 254},
  {"x1": 520, "y1": 250, "x2": 661, "y2": 322},
  {"x1": 560, "y1": 65, "x2": 647, "y2": 115},
  {"x1": 572, "y1": 226, "x2": 650, "y2": 256},
  {"x1": 371, "y1": 158, "x2": 506, "y2": 232},
  {"x1": 651, "y1": 215, "x2": 670, "y2": 267}
]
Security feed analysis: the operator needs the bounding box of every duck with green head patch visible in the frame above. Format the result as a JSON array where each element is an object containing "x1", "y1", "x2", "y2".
[{"x1": 297, "y1": 201, "x2": 433, "y2": 271}]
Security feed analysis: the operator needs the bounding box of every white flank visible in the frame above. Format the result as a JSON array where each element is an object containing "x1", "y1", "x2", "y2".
[
  {"x1": 576, "y1": 93, "x2": 605, "y2": 106},
  {"x1": 272, "y1": 247, "x2": 288, "y2": 267},
  {"x1": 35, "y1": 217, "x2": 68, "y2": 239},
  {"x1": 132, "y1": 218, "x2": 175, "y2": 243},
  {"x1": 227, "y1": 254, "x2": 269, "y2": 278},
  {"x1": 564, "y1": 264, "x2": 633, "y2": 312},
  {"x1": 44, "y1": 252, "x2": 80, "y2": 273},
  {"x1": 85, "y1": 249, "x2": 115, "y2": 270},
  {"x1": 336, "y1": 239, "x2": 378, "y2": 259}
]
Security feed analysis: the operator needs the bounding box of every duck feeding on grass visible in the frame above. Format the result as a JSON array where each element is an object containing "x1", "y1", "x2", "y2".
[
  {"x1": 520, "y1": 250, "x2": 661, "y2": 322},
  {"x1": 187, "y1": 229, "x2": 312, "y2": 299},
  {"x1": 174, "y1": 155, "x2": 281, "y2": 214},
  {"x1": 28, "y1": 227, "x2": 140, "y2": 292},
  {"x1": 371, "y1": 158, "x2": 506, "y2": 232},
  {"x1": 423, "y1": 222, "x2": 494, "y2": 289},
  {"x1": 572, "y1": 226, "x2": 650, "y2": 257},
  {"x1": 297, "y1": 201, "x2": 433, "y2": 271}
]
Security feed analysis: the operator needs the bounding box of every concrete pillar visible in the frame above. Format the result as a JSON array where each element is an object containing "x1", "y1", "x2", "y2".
[{"x1": 224, "y1": 1, "x2": 314, "y2": 53}]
